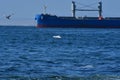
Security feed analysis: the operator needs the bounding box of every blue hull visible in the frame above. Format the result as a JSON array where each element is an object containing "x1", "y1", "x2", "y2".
[{"x1": 35, "y1": 14, "x2": 120, "y2": 28}]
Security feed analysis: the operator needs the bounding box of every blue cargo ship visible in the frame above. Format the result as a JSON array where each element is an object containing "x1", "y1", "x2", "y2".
[{"x1": 35, "y1": 1, "x2": 120, "y2": 28}]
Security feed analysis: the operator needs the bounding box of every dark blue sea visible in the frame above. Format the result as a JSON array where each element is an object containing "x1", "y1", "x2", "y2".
[{"x1": 0, "y1": 26, "x2": 120, "y2": 80}]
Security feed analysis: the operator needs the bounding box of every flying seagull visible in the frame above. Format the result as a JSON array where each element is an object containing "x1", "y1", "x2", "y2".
[{"x1": 6, "y1": 13, "x2": 14, "y2": 20}]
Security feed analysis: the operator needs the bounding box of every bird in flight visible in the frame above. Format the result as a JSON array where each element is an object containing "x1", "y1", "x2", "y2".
[{"x1": 6, "y1": 13, "x2": 14, "y2": 20}]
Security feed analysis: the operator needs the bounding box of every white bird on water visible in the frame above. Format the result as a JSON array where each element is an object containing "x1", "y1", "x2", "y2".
[{"x1": 53, "y1": 35, "x2": 61, "y2": 39}]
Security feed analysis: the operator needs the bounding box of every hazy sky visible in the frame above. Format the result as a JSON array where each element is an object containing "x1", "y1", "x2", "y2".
[{"x1": 0, "y1": 0, "x2": 120, "y2": 26}]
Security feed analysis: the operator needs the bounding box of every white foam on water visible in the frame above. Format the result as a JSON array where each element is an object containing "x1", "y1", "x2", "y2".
[
  {"x1": 81, "y1": 65, "x2": 94, "y2": 69},
  {"x1": 53, "y1": 35, "x2": 61, "y2": 39}
]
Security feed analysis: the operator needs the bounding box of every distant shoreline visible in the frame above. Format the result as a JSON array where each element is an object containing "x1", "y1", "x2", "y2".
[{"x1": 0, "y1": 25, "x2": 35, "y2": 27}]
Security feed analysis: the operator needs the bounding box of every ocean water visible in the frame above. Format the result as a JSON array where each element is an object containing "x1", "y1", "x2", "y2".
[{"x1": 0, "y1": 26, "x2": 120, "y2": 80}]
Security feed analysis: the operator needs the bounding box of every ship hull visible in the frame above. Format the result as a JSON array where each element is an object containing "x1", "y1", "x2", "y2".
[{"x1": 35, "y1": 14, "x2": 120, "y2": 28}]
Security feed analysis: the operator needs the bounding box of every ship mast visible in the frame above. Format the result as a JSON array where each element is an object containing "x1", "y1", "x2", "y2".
[
  {"x1": 43, "y1": 5, "x2": 47, "y2": 14},
  {"x1": 72, "y1": 1, "x2": 103, "y2": 19},
  {"x1": 98, "y1": 2, "x2": 102, "y2": 19},
  {"x1": 72, "y1": 1, "x2": 76, "y2": 17}
]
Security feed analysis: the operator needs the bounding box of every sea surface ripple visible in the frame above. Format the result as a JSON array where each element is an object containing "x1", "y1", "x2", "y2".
[{"x1": 0, "y1": 26, "x2": 120, "y2": 80}]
